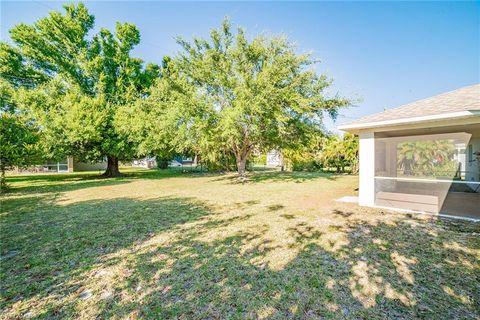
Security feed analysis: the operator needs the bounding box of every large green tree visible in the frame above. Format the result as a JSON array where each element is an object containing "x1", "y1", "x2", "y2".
[
  {"x1": 128, "y1": 19, "x2": 349, "y2": 177},
  {"x1": 0, "y1": 3, "x2": 159, "y2": 176},
  {"x1": 0, "y1": 81, "x2": 40, "y2": 192}
]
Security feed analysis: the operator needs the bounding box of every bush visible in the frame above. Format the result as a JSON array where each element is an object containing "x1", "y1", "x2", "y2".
[{"x1": 157, "y1": 159, "x2": 169, "y2": 169}]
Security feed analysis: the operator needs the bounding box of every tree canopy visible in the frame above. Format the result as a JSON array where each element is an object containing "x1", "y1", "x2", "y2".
[
  {"x1": 0, "y1": 80, "x2": 40, "y2": 192},
  {"x1": 1, "y1": 5, "x2": 353, "y2": 179},
  {"x1": 0, "y1": 3, "x2": 159, "y2": 176},
  {"x1": 124, "y1": 19, "x2": 349, "y2": 177}
]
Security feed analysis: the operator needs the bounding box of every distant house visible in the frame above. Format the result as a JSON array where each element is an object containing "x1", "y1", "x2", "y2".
[
  {"x1": 266, "y1": 150, "x2": 282, "y2": 167},
  {"x1": 35, "y1": 157, "x2": 107, "y2": 173},
  {"x1": 132, "y1": 157, "x2": 157, "y2": 169},
  {"x1": 131, "y1": 156, "x2": 198, "y2": 169},
  {"x1": 174, "y1": 156, "x2": 195, "y2": 165},
  {"x1": 339, "y1": 84, "x2": 480, "y2": 220}
]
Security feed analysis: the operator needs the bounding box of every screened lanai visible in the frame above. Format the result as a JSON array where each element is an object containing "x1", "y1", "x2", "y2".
[
  {"x1": 374, "y1": 125, "x2": 480, "y2": 219},
  {"x1": 339, "y1": 84, "x2": 480, "y2": 220}
]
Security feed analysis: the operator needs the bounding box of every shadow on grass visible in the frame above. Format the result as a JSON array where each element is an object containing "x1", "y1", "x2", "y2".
[
  {"x1": 4, "y1": 169, "x2": 185, "y2": 194},
  {"x1": 248, "y1": 171, "x2": 338, "y2": 184},
  {"x1": 1, "y1": 168, "x2": 479, "y2": 319},
  {"x1": 5, "y1": 169, "x2": 340, "y2": 196},
  {"x1": 332, "y1": 209, "x2": 354, "y2": 218},
  {"x1": 93, "y1": 216, "x2": 479, "y2": 319},
  {"x1": 339, "y1": 218, "x2": 480, "y2": 319},
  {"x1": 0, "y1": 195, "x2": 215, "y2": 317},
  {"x1": 213, "y1": 171, "x2": 339, "y2": 184},
  {"x1": 2, "y1": 190, "x2": 479, "y2": 319}
]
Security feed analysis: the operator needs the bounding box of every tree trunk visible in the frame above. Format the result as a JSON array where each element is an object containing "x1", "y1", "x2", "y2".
[
  {"x1": 0, "y1": 163, "x2": 6, "y2": 193},
  {"x1": 236, "y1": 155, "x2": 247, "y2": 180},
  {"x1": 223, "y1": 149, "x2": 230, "y2": 172},
  {"x1": 353, "y1": 161, "x2": 359, "y2": 174},
  {"x1": 279, "y1": 151, "x2": 285, "y2": 172},
  {"x1": 102, "y1": 155, "x2": 121, "y2": 177}
]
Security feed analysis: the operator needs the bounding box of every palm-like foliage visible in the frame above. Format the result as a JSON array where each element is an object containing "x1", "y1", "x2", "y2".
[
  {"x1": 318, "y1": 133, "x2": 358, "y2": 173},
  {"x1": 397, "y1": 139, "x2": 456, "y2": 177}
]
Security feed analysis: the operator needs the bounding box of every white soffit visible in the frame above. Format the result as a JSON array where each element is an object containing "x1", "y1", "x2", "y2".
[{"x1": 338, "y1": 110, "x2": 480, "y2": 132}]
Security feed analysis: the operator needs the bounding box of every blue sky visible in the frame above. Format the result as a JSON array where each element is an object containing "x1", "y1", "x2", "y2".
[{"x1": 1, "y1": 1, "x2": 479, "y2": 132}]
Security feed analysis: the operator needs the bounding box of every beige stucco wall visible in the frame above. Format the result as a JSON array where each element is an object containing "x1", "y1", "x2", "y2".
[{"x1": 72, "y1": 158, "x2": 107, "y2": 172}]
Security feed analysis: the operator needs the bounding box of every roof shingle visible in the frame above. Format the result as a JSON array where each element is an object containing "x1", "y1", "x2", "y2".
[{"x1": 344, "y1": 84, "x2": 480, "y2": 126}]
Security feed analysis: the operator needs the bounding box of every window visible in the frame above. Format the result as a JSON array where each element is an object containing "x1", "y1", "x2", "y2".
[
  {"x1": 43, "y1": 158, "x2": 69, "y2": 172},
  {"x1": 468, "y1": 144, "x2": 473, "y2": 162}
]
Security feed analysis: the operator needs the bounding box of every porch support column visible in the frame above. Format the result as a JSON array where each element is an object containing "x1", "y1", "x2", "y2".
[{"x1": 359, "y1": 132, "x2": 376, "y2": 206}]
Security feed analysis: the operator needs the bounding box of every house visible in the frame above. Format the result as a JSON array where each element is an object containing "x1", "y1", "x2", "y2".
[
  {"x1": 173, "y1": 156, "x2": 195, "y2": 165},
  {"x1": 339, "y1": 84, "x2": 480, "y2": 220},
  {"x1": 266, "y1": 150, "x2": 282, "y2": 167},
  {"x1": 36, "y1": 157, "x2": 107, "y2": 173},
  {"x1": 132, "y1": 157, "x2": 157, "y2": 169}
]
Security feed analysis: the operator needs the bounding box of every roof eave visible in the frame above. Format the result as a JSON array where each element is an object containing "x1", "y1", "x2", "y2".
[{"x1": 338, "y1": 110, "x2": 480, "y2": 134}]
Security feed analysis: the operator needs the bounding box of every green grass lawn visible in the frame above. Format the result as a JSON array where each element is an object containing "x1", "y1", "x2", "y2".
[{"x1": 1, "y1": 168, "x2": 479, "y2": 319}]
